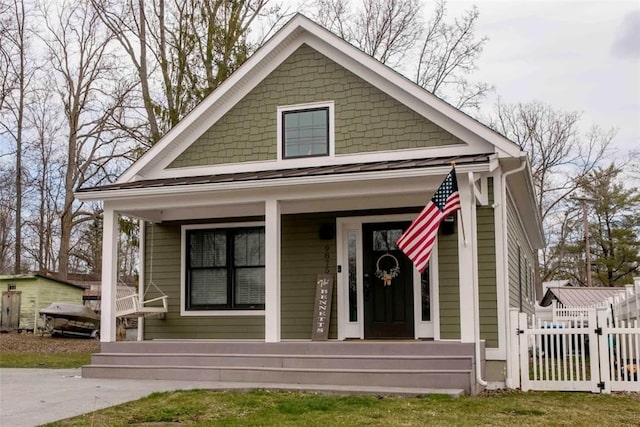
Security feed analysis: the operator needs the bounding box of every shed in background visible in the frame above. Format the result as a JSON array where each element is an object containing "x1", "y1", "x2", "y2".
[{"x1": 0, "y1": 274, "x2": 87, "y2": 332}]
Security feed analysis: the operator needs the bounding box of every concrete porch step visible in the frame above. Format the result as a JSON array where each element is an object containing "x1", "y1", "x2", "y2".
[
  {"x1": 90, "y1": 352, "x2": 473, "y2": 370},
  {"x1": 100, "y1": 340, "x2": 475, "y2": 356},
  {"x1": 84, "y1": 340, "x2": 479, "y2": 394},
  {"x1": 82, "y1": 364, "x2": 473, "y2": 391}
]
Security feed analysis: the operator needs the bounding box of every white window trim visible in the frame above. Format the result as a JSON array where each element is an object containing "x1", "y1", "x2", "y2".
[
  {"x1": 181, "y1": 221, "x2": 266, "y2": 317},
  {"x1": 277, "y1": 101, "x2": 335, "y2": 161}
]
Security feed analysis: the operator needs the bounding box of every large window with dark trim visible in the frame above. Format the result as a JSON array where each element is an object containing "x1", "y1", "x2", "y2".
[
  {"x1": 282, "y1": 107, "x2": 329, "y2": 158},
  {"x1": 186, "y1": 227, "x2": 265, "y2": 310}
]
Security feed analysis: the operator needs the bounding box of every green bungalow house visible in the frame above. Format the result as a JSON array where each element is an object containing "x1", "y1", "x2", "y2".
[
  {"x1": 0, "y1": 274, "x2": 85, "y2": 332},
  {"x1": 76, "y1": 14, "x2": 544, "y2": 394}
]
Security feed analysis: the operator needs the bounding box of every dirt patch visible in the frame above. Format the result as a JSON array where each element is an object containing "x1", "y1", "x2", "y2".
[{"x1": 0, "y1": 332, "x2": 100, "y2": 354}]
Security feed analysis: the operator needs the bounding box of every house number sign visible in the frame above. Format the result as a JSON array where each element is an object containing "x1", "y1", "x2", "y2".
[{"x1": 311, "y1": 273, "x2": 333, "y2": 341}]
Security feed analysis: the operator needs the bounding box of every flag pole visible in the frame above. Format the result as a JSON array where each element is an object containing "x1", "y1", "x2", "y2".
[{"x1": 451, "y1": 161, "x2": 468, "y2": 246}]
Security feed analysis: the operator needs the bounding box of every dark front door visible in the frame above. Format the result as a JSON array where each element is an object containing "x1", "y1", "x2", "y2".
[{"x1": 363, "y1": 222, "x2": 414, "y2": 339}]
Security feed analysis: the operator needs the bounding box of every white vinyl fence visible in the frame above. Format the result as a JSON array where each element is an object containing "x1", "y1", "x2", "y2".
[
  {"x1": 511, "y1": 305, "x2": 640, "y2": 393},
  {"x1": 610, "y1": 281, "x2": 640, "y2": 323}
]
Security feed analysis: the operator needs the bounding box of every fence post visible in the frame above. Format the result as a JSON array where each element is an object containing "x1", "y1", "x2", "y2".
[
  {"x1": 507, "y1": 308, "x2": 521, "y2": 389},
  {"x1": 633, "y1": 277, "x2": 640, "y2": 322},
  {"x1": 596, "y1": 307, "x2": 611, "y2": 394},
  {"x1": 518, "y1": 311, "x2": 529, "y2": 392}
]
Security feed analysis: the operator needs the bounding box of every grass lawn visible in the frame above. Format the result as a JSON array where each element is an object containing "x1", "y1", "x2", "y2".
[
  {"x1": 46, "y1": 389, "x2": 640, "y2": 427},
  {"x1": 0, "y1": 333, "x2": 99, "y2": 368},
  {"x1": 0, "y1": 352, "x2": 92, "y2": 368}
]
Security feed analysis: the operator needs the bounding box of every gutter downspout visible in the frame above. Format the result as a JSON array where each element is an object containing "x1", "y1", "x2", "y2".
[
  {"x1": 137, "y1": 220, "x2": 145, "y2": 342},
  {"x1": 501, "y1": 158, "x2": 527, "y2": 388}
]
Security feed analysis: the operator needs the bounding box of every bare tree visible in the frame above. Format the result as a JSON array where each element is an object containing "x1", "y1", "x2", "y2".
[
  {"x1": 0, "y1": 165, "x2": 15, "y2": 273},
  {"x1": 0, "y1": 0, "x2": 35, "y2": 273},
  {"x1": 315, "y1": 0, "x2": 420, "y2": 66},
  {"x1": 312, "y1": 0, "x2": 490, "y2": 111},
  {"x1": 40, "y1": 0, "x2": 135, "y2": 278},
  {"x1": 414, "y1": 1, "x2": 490, "y2": 110},
  {"x1": 356, "y1": 0, "x2": 421, "y2": 66},
  {"x1": 313, "y1": 0, "x2": 352, "y2": 40},
  {"x1": 23, "y1": 85, "x2": 65, "y2": 274},
  {"x1": 90, "y1": 0, "x2": 283, "y2": 146},
  {"x1": 0, "y1": 0, "x2": 18, "y2": 112},
  {"x1": 490, "y1": 100, "x2": 615, "y2": 281}
]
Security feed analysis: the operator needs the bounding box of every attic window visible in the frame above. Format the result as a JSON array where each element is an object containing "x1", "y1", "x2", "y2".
[{"x1": 278, "y1": 102, "x2": 334, "y2": 160}]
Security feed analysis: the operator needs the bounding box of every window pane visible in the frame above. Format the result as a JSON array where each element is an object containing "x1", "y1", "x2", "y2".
[
  {"x1": 234, "y1": 229, "x2": 264, "y2": 266},
  {"x1": 347, "y1": 230, "x2": 357, "y2": 322},
  {"x1": 235, "y1": 267, "x2": 265, "y2": 305},
  {"x1": 373, "y1": 229, "x2": 403, "y2": 251},
  {"x1": 191, "y1": 269, "x2": 227, "y2": 305},
  {"x1": 283, "y1": 108, "x2": 329, "y2": 158},
  {"x1": 190, "y1": 231, "x2": 225, "y2": 267},
  {"x1": 421, "y1": 267, "x2": 431, "y2": 322}
]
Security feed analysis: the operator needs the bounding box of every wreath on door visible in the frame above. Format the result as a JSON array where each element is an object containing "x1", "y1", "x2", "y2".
[{"x1": 375, "y1": 253, "x2": 400, "y2": 287}]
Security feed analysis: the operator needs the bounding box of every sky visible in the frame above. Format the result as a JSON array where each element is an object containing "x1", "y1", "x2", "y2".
[{"x1": 444, "y1": 0, "x2": 640, "y2": 158}]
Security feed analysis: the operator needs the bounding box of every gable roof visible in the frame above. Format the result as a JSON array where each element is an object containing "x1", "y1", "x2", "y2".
[
  {"x1": 110, "y1": 13, "x2": 523, "y2": 187},
  {"x1": 540, "y1": 286, "x2": 627, "y2": 307}
]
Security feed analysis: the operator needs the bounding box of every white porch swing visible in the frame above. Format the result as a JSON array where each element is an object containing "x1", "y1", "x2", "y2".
[{"x1": 115, "y1": 224, "x2": 168, "y2": 318}]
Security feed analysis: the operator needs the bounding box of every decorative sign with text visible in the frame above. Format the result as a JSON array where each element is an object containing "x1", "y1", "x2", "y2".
[{"x1": 311, "y1": 274, "x2": 333, "y2": 341}]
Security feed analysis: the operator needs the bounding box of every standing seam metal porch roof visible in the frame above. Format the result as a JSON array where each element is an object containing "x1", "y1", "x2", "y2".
[{"x1": 77, "y1": 153, "x2": 494, "y2": 193}]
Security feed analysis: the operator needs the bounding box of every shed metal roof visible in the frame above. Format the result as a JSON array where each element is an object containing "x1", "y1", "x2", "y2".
[
  {"x1": 0, "y1": 274, "x2": 87, "y2": 289},
  {"x1": 540, "y1": 286, "x2": 627, "y2": 307}
]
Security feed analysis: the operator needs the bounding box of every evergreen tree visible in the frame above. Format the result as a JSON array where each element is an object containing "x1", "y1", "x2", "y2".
[{"x1": 577, "y1": 165, "x2": 640, "y2": 286}]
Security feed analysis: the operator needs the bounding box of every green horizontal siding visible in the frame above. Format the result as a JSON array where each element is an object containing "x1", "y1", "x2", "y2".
[
  {"x1": 506, "y1": 194, "x2": 537, "y2": 315},
  {"x1": 281, "y1": 213, "x2": 337, "y2": 339},
  {"x1": 477, "y1": 177, "x2": 498, "y2": 348},
  {"x1": 169, "y1": 44, "x2": 464, "y2": 168},
  {"x1": 438, "y1": 229, "x2": 460, "y2": 340},
  {"x1": 143, "y1": 206, "x2": 476, "y2": 341},
  {"x1": 143, "y1": 223, "x2": 265, "y2": 339}
]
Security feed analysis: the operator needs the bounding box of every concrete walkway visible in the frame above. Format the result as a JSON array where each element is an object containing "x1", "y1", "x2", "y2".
[
  {"x1": 0, "y1": 368, "x2": 463, "y2": 426},
  {"x1": 0, "y1": 368, "x2": 252, "y2": 426}
]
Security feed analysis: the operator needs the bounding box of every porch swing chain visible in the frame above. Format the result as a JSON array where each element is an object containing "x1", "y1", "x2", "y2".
[{"x1": 143, "y1": 223, "x2": 163, "y2": 297}]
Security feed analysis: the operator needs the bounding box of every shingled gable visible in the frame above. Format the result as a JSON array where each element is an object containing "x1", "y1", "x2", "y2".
[{"x1": 108, "y1": 13, "x2": 522, "y2": 187}]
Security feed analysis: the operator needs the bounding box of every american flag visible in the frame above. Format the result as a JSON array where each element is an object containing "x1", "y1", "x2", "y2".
[{"x1": 397, "y1": 168, "x2": 461, "y2": 273}]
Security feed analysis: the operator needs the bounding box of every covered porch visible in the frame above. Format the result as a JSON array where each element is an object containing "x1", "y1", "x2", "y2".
[
  {"x1": 88, "y1": 154, "x2": 494, "y2": 344},
  {"x1": 77, "y1": 154, "x2": 497, "y2": 393}
]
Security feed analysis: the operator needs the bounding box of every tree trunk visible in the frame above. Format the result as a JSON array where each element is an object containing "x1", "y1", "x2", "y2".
[
  {"x1": 58, "y1": 115, "x2": 78, "y2": 279},
  {"x1": 13, "y1": 0, "x2": 26, "y2": 274}
]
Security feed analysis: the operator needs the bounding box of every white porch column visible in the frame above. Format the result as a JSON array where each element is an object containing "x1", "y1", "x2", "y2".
[
  {"x1": 100, "y1": 205, "x2": 119, "y2": 343},
  {"x1": 457, "y1": 172, "x2": 478, "y2": 343},
  {"x1": 265, "y1": 199, "x2": 281, "y2": 342}
]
